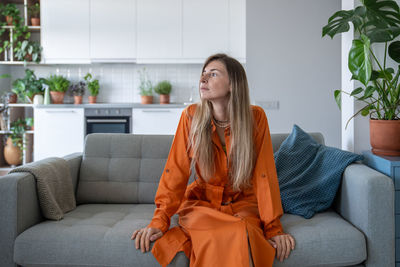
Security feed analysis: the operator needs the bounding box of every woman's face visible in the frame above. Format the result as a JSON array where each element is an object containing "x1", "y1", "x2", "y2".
[{"x1": 199, "y1": 60, "x2": 231, "y2": 102}]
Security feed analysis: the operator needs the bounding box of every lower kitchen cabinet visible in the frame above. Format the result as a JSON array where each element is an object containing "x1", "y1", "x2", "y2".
[
  {"x1": 34, "y1": 108, "x2": 84, "y2": 161},
  {"x1": 132, "y1": 108, "x2": 184, "y2": 135}
]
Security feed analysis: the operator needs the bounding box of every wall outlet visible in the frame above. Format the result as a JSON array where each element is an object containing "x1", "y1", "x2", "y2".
[{"x1": 255, "y1": 101, "x2": 279, "y2": 110}]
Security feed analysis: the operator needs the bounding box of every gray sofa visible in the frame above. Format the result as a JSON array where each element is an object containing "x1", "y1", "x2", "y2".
[{"x1": 0, "y1": 133, "x2": 395, "y2": 267}]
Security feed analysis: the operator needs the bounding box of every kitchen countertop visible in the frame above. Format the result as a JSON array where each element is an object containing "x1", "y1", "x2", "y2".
[{"x1": 34, "y1": 103, "x2": 192, "y2": 109}]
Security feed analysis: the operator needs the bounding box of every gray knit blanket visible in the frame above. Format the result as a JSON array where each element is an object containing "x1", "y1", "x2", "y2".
[{"x1": 9, "y1": 157, "x2": 76, "y2": 220}]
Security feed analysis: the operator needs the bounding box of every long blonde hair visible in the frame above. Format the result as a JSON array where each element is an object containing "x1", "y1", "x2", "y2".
[{"x1": 189, "y1": 54, "x2": 255, "y2": 191}]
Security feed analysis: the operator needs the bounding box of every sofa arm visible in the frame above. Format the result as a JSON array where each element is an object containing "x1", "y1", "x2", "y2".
[
  {"x1": 334, "y1": 163, "x2": 395, "y2": 267},
  {"x1": 0, "y1": 172, "x2": 43, "y2": 267},
  {"x1": 63, "y1": 152, "x2": 83, "y2": 195}
]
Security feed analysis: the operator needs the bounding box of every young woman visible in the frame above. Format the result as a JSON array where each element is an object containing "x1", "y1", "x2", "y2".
[{"x1": 131, "y1": 54, "x2": 295, "y2": 267}]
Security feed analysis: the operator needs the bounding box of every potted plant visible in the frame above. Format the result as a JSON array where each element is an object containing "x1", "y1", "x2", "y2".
[
  {"x1": 323, "y1": 0, "x2": 400, "y2": 156},
  {"x1": 28, "y1": 3, "x2": 40, "y2": 26},
  {"x1": 84, "y1": 73, "x2": 99, "y2": 104},
  {"x1": 138, "y1": 68, "x2": 153, "y2": 104},
  {"x1": 69, "y1": 81, "x2": 85, "y2": 104},
  {"x1": 154, "y1": 80, "x2": 172, "y2": 104},
  {"x1": 12, "y1": 69, "x2": 45, "y2": 103},
  {"x1": 1, "y1": 3, "x2": 19, "y2": 26},
  {"x1": 14, "y1": 40, "x2": 42, "y2": 64},
  {"x1": 4, "y1": 118, "x2": 28, "y2": 166},
  {"x1": 45, "y1": 74, "x2": 70, "y2": 104}
]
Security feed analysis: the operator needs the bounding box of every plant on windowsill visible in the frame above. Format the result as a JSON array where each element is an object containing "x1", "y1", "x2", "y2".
[
  {"x1": 138, "y1": 68, "x2": 153, "y2": 104},
  {"x1": 44, "y1": 75, "x2": 70, "y2": 104},
  {"x1": 68, "y1": 81, "x2": 86, "y2": 104},
  {"x1": 28, "y1": 2, "x2": 40, "y2": 26},
  {"x1": 154, "y1": 80, "x2": 172, "y2": 104},
  {"x1": 14, "y1": 40, "x2": 42, "y2": 64},
  {"x1": 12, "y1": 69, "x2": 45, "y2": 103},
  {"x1": 322, "y1": 0, "x2": 400, "y2": 156},
  {"x1": 3, "y1": 118, "x2": 30, "y2": 166},
  {"x1": 84, "y1": 73, "x2": 99, "y2": 104}
]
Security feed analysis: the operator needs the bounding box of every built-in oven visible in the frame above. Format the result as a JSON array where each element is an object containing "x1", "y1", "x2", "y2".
[{"x1": 85, "y1": 108, "x2": 132, "y2": 135}]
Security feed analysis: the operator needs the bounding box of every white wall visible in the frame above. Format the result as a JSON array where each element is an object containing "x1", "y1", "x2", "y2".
[{"x1": 246, "y1": 0, "x2": 341, "y2": 148}]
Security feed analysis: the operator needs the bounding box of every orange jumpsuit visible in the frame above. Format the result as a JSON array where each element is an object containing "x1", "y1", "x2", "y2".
[{"x1": 147, "y1": 104, "x2": 285, "y2": 267}]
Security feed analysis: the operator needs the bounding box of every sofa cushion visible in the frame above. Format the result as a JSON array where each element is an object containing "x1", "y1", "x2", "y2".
[
  {"x1": 14, "y1": 204, "x2": 185, "y2": 267},
  {"x1": 77, "y1": 134, "x2": 174, "y2": 204},
  {"x1": 14, "y1": 205, "x2": 365, "y2": 267},
  {"x1": 274, "y1": 124, "x2": 363, "y2": 219},
  {"x1": 274, "y1": 210, "x2": 367, "y2": 266}
]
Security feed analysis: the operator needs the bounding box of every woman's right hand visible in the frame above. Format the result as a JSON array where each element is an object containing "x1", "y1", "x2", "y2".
[{"x1": 131, "y1": 227, "x2": 163, "y2": 253}]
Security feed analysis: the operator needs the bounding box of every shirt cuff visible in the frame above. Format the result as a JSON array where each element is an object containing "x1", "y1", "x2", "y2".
[
  {"x1": 263, "y1": 219, "x2": 285, "y2": 239},
  {"x1": 147, "y1": 217, "x2": 170, "y2": 233}
]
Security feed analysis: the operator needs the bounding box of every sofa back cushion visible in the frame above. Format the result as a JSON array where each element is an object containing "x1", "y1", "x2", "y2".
[
  {"x1": 76, "y1": 132, "x2": 324, "y2": 204},
  {"x1": 271, "y1": 132, "x2": 324, "y2": 152},
  {"x1": 76, "y1": 134, "x2": 173, "y2": 204}
]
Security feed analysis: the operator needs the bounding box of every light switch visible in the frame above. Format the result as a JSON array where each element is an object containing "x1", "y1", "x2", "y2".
[{"x1": 255, "y1": 101, "x2": 279, "y2": 110}]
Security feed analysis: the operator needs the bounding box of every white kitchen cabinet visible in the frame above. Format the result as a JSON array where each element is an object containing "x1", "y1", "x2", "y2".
[
  {"x1": 34, "y1": 108, "x2": 84, "y2": 161},
  {"x1": 229, "y1": 0, "x2": 246, "y2": 61},
  {"x1": 41, "y1": 0, "x2": 90, "y2": 63},
  {"x1": 132, "y1": 108, "x2": 184, "y2": 135},
  {"x1": 137, "y1": 0, "x2": 182, "y2": 62},
  {"x1": 182, "y1": 0, "x2": 229, "y2": 60},
  {"x1": 90, "y1": 0, "x2": 136, "y2": 61}
]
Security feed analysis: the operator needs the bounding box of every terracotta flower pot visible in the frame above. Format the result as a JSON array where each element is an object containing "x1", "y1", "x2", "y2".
[
  {"x1": 4, "y1": 137, "x2": 22, "y2": 166},
  {"x1": 49, "y1": 91, "x2": 65, "y2": 104},
  {"x1": 25, "y1": 53, "x2": 33, "y2": 61},
  {"x1": 6, "y1": 92, "x2": 17, "y2": 104},
  {"x1": 370, "y1": 119, "x2": 400, "y2": 156},
  {"x1": 88, "y1": 96, "x2": 97, "y2": 104},
  {"x1": 6, "y1": 16, "x2": 13, "y2": 26},
  {"x1": 31, "y1": 17, "x2": 40, "y2": 26},
  {"x1": 141, "y1": 95, "x2": 153, "y2": 104},
  {"x1": 159, "y1": 94, "x2": 170, "y2": 104},
  {"x1": 74, "y1": 95, "x2": 83, "y2": 104}
]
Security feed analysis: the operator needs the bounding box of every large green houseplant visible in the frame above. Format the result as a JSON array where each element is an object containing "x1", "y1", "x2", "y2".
[{"x1": 323, "y1": 0, "x2": 400, "y2": 156}]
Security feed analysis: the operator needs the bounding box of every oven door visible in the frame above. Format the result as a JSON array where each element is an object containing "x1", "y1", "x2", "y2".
[{"x1": 86, "y1": 116, "x2": 130, "y2": 135}]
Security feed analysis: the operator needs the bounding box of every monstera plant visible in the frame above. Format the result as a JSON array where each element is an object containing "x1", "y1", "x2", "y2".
[{"x1": 322, "y1": 0, "x2": 400, "y2": 156}]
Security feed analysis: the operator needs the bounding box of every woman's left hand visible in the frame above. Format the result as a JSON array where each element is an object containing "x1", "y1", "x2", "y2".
[{"x1": 267, "y1": 233, "x2": 295, "y2": 262}]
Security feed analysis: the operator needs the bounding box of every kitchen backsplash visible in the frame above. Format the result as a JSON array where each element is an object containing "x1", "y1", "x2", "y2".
[{"x1": 10, "y1": 64, "x2": 203, "y2": 104}]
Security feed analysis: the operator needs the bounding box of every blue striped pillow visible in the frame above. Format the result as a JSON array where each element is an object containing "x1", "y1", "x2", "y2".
[{"x1": 274, "y1": 125, "x2": 363, "y2": 219}]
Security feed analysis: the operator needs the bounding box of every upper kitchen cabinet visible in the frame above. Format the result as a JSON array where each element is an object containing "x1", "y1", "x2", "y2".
[
  {"x1": 136, "y1": 0, "x2": 245, "y2": 63},
  {"x1": 136, "y1": 0, "x2": 182, "y2": 63},
  {"x1": 229, "y1": 0, "x2": 246, "y2": 62},
  {"x1": 90, "y1": 0, "x2": 136, "y2": 62},
  {"x1": 182, "y1": 0, "x2": 229, "y2": 61},
  {"x1": 41, "y1": 0, "x2": 90, "y2": 64}
]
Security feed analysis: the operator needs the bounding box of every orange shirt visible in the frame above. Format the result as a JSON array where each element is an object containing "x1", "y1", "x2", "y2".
[{"x1": 148, "y1": 104, "x2": 284, "y2": 240}]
